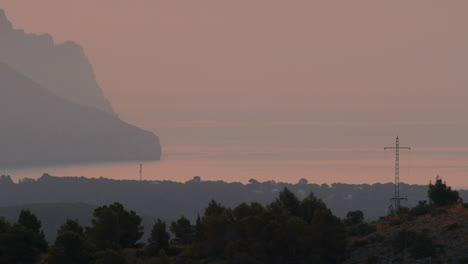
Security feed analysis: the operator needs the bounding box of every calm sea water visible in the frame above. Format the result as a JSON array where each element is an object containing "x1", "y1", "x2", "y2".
[
  {"x1": 4, "y1": 120, "x2": 468, "y2": 188},
  {"x1": 5, "y1": 144, "x2": 467, "y2": 189}
]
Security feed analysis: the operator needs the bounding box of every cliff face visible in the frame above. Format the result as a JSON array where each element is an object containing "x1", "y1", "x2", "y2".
[
  {"x1": 0, "y1": 9, "x2": 114, "y2": 114},
  {"x1": 0, "y1": 63, "x2": 161, "y2": 167}
]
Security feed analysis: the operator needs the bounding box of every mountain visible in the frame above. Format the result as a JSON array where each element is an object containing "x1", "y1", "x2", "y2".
[
  {"x1": 0, "y1": 9, "x2": 114, "y2": 114},
  {"x1": 0, "y1": 63, "x2": 161, "y2": 167}
]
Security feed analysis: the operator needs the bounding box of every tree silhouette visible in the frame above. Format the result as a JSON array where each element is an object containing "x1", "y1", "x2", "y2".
[
  {"x1": 48, "y1": 231, "x2": 95, "y2": 264},
  {"x1": 57, "y1": 219, "x2": 84, "y2": 236},
  {"x1": 170, "y1": 216, "x2": 193, "y2": 245},
  {"x1": 86, "y1": 203, "x2": 143, "y2": 250},
  {"x1": 0, "y1": 224, "x2": 41, "y2": 264},
  {"x1": 428, "y1": 176, "x2": 460, "y2": 206},
  {"x1": 146, "y1": 218, "x2": 170, "y2": 256},
  {"x1": 0, "y1": 175, "x2": 14, "y2": 185},
  {"x1": 193, "y1": 188, "x2": 347, "y2": 263},
  {"x1": 17, "y1": 209, "x2": 48, "y2": 252},
  {"x1": 0, "y1": 217, "x2": 10, "y2": 233},
  {"x1": 344, "y1": 210, "x2": 364, "y2": 226},
  {"x1": 278, "y1": 187, "x2": 301, "y2": 216},
  {"x1": 204, "y1": 200, "x2": 225, "y2": 217}
]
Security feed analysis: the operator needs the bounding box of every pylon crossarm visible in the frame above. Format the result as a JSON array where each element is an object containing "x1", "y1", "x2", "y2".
[{"x1": 384, "y1": 147, "x2": 411, "y2": 150}]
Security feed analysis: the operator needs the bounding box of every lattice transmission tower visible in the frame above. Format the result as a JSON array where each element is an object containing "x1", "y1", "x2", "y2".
[
  {"x1": 384, "y1": 136, "x2": 411, "y2": 210},
  {"x1": 139, "y1": 163, "x2": 143, "y2": 181}
]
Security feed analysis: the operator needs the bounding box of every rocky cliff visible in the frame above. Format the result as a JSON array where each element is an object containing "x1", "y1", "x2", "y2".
[
  {"x1": 0, "y1": 9, "x2": 114, "y2": 114},
  {"x1": 0, "y1": 63, "x2": 161, "y2": 167}
]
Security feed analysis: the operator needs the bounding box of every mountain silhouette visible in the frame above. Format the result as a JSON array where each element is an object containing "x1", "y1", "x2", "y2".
[
  {"x1": 0, "y1": 63, "x2": 161, "y2": 167},
  {"x1": 0, "y1": 9, "x2": 114, "y2": 114}
]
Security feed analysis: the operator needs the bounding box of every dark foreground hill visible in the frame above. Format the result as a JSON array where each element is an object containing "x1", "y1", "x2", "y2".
[{"x1": 0, "y1": 63, "x2": 161, "y2": 167}]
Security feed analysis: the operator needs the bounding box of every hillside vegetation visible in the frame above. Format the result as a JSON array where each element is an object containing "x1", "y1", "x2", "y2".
[{"x1": 346, "y1": 204, "x2": 468, "y2": 264}]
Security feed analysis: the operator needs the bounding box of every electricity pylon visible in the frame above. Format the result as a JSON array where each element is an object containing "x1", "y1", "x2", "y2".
[
  {"x1": 384, "y1": 136, "x2": 411, "y2": 210},
  {"x1": 139, "y1": 163, "x2": 143, "y2": 181}
]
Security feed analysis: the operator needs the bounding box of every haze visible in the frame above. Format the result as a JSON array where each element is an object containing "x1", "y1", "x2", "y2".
[{"x1": 1, "y1": 1, "x2": 467, "y2": 187}]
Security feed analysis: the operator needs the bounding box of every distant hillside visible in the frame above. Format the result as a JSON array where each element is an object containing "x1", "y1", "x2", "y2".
[
  {"x1": 0, "y1": 9, "x2": 114, "y2": 114},
  {"x1": 0, "y1": 63, "x2": 161, "y2": 167}
]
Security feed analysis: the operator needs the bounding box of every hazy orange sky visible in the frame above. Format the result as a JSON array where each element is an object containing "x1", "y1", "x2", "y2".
[{"x1": 1, "y1": 1, "x2": 468, "y2": 187}]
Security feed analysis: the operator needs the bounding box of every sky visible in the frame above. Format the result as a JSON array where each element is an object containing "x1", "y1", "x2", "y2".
[{"x1": 1, "y1": 1, "x2": 468, "y2": 187}]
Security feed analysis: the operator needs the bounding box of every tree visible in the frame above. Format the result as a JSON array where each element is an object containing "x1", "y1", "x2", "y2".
[
  {"x1": 278, "y1": 187, "x2": 301, "y2": 216},
  {"x1": 188, "y1": 176, "x2": 201, "y2": 183},
  {"x1": 344, "y1": 210, "x2": 376, "y2": 237},
  {"x1": 48, "y1": 231, "x2": 95, "y2": 264},
  {"x1": 300, "y1": 192, "x2": 326, "y2": 222},
  {"x1": 94, "y1": 249, "x2": 127, "y2": 264},
  {"x1": 192, "y1": 191, "x2": 346, "y2": 263},
  {"x1": 86, "y1": 203, "x2": 143, "y2": 250},
  {"x1": 18, "y1": 209, "x2": 41, "y2": 233},
  {"x1": 409, "y1": 201, "x2": 431, "y2": 216},
  {"x1": 193, "y1": 214, "x2": 204, "y2": 243},
  {"x1": 0, "y1": 224, "x2": 41, "y2": 264},
  {"x1": 344, "y1": 210, "x2": 364, "y2": 226},
  {"x1": 0, "y1": 217, "x2": 10, "y2": 233},
  {"x1": 298, "y1": 178, "x2": 308, "y2": 185},
  {"x1": 170, "y1": 216, "x2": 193, "y2": 245},
  {"x1": 428, "y1": 176, "x2": 460, "y2": 206},
  {"x1": 204, "y1": 200, "x2": 225, "y2": 217},
  {"x1": 86, "y1": 207, "x2": 120, "y2": 250},
  {"x1": 0, "y1": 175, "x2": 14, "y2": 185},
  {"x1": 146, "y1": 219, "x2": 170, "y2": 256},
  {"x1": 57, "y1": 219, "x2": 84, "y2": 236},
  {"x1": 17, "y1": 209, "x2": 48, "y2": 252},
  {"x1": 248, "y1": 178, "x2": 260, "y2": 185}
]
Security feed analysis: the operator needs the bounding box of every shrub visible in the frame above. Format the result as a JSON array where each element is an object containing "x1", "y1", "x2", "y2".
[
  {"x1": 352, "y1": 234, "x2": 384, "y2": 248},
  {"x1": 445, "y1": 223, "x2": 459, "y2": 231},
  {"x1": 387, "y1": 205, "x2": 410, "y2": 217},
  {"x1": 397, "y1": 206, "x2": 410, "y2": 215},
  {"x1": 94, "y1": 249, "x2": 127, "y2": 264},
  {"x1": 455, "y1": 257, "x2": 468, "y2": 264},
  {"x1": 366, "y1": 256, "x2": 380, "y2": 264},
  {"x1": 392, "y1": 229, "x2": 435, "y2": 259},
  {"x1": 348, "y1": 223, "x2": 376, "y2": 237},
  {"x1": 431, "y1": 208, "x2": 448, "y2": 216},
  {"x1": 389, "y1": 218, "x2": 403, "y2": 226},
  {"x1": 410, "y1": 231, "x2": 436, "y2": 259},
  {"x1": 409, "y1": 201, "x2": 431, "y2": 216}
]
